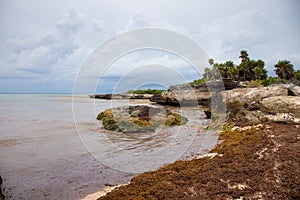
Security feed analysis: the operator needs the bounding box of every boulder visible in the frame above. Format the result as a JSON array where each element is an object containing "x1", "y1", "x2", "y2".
[
  {"x1": 150, "y1": 79, "x2": 237, "y2": 106},
  {"x1": 97, "y1": 105, "x2": 188, "y2": 133},
  {"x1": 220, "y1": 85, "x2": 289, "y2": 110},
  {"x1": 283, "y1": 84, "x2": 300, "y2": 96},
  {"x1": 153, "y1": 89, "x2": 211, "y2": 106},
  {"x1": 258, "y1": 96, "x2": 300, "y2": 118},
  {"x1": 220, "y1": 85, "x2": 300, "y2": 124}
]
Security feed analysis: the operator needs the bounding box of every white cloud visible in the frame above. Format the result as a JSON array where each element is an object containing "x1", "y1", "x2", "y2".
[
  {"x1": 93, "y1": 19, "x2": 104, "y2": 33},
  {"x1": 122, "y1": 11, "x2": 191, "y2": 37},
  {"x1": 195, "y1": 10, "x2": 272, "y2": 62},
  {"x1": 56, "y1": 9, "x2": 86, "y2": 36},
  {"x1": 0, "y1": 0, "x2": 299, "y2": 93},
  {"x1": 101, "y1": 51, "x2": 198, "y2": 78},
  {"x1": 0, "y1": 9, "x2": 103, "y2": 92}
]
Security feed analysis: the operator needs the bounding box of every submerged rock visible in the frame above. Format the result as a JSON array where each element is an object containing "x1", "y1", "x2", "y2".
[{"x1": 97, "y1": 105, "x2": 188, "y2": 133}]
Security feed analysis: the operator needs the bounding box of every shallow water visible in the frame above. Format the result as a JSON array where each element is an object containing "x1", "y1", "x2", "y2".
[{"x1": 0, "y1": 94, "x2": 218, "y2": 200}]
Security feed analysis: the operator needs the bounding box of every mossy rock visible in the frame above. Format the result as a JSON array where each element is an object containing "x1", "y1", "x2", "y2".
[
  {"x1": 164, "y1": 113, "x2": 188, "y2": 126},
  {"x1": 97, "y1": 105, "x2": 188, "y2": 133}
]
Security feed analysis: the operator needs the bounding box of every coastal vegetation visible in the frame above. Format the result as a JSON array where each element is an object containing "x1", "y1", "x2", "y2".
[
  {"x1": 203, "y1": 50, "x2": 267, "y2": 82},
  {"x1": 187, "y1": 50, "x2": 299, "y2": 88}
]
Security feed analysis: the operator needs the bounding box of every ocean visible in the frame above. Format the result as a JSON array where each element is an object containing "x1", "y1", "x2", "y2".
[{"x1": 0, "y1": 94, "x2": 218, "y2": 200}]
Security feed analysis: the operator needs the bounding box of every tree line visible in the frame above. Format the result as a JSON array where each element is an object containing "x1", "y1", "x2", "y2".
[{"x1": 203, "y1": 50, "x2": 300, "y2": 82}]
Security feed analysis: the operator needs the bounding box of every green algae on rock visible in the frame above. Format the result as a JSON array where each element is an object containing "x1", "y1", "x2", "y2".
[{"x1": 97, "y1": 105, "x2": 188, "y2": 133}]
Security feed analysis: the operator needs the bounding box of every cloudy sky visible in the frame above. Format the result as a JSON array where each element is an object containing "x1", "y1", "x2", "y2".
[{"x1": 0, "y1": 0, "x2": 299, "y2": 93}]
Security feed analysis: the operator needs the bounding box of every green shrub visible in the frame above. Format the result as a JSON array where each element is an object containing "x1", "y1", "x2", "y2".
[
  {"x1": 252, "y1": 77, "x2": 289, "y2": 87},
  {"x1": 248, "y1": 80, "x2": 264, "y2": 87},
  {"x1": 189, "y1": 78, "x2": 206, "y2": 85}
]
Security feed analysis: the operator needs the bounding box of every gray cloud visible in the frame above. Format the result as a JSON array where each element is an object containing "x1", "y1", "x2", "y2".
[
  {"x1": 0, "y1": 0, "x2": 299, "y2": 93},
  {"x1": 0, "y1": 9, "x2": 96, "y2": 92}
]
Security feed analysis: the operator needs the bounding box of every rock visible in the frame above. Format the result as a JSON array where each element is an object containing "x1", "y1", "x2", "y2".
[
  {"x1": 286, "y1": 84, "x2": 300, "y2": 96},
  {"x1": 150, "y1": 94, "x2": 163, "y2": 103},
  {"x1": 231, "y1": 108, "x2": 300, "y2": 124},
  {"x1": 0, "y1": 176, "x2": 4, "y2": 200},
  {"x1": 203, "y1": 109, "x2": 212, "y2": 119},
  {"x1": 162, "y1": 89, "x2": 211, "y2": 105},
  {"x1": 150, "y1": 87, "x2": 211, "y2": 106},
  {"x1": 207, "y1": 79, "x2": 237, "y2": 91},
  {"x1": 130, "y1": 110, "x2": 140, "y2": 117},
  {"x1": 221, "y1": 85, "x2": 300, "y2": 125},
  {"x1": 97, "y1": 105, "x2": 188, "y2": 132},
  {"x1": 227, "y1": 109, "x2": 268, "y2": 125},
  {"x1": 89, "y1": 94, "x2": 154, "y2": 99},
  {"x1": 259, "y1": 96, "x2": 300, "y2": 118},
  {"x1": 165, "y1": 113, "x2": 188, "y2": 126},
  {"x1": 150, "y1": 79, "x2": 237, "y2": 106},
  {"x1": 219, "y1": 85, "x2": 289, "y2": 110}
]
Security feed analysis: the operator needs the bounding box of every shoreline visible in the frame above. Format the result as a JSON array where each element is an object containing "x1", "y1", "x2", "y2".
[
  {"x1": 95, "y1": 122, "x2": 300, "y2": 199},
  {"x1": 80, "y1": 183, "x2": 129, "y2": 200}
]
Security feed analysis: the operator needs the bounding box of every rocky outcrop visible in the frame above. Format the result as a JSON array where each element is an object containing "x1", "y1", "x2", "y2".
[
  {"x1": 219, "y1": 85, "x2": 288, "y2": 110},
  {"x1": 150, "y1": 90, "x2": 212, "y2": 106},
  {"x1": 0, "y1": 176, "x2": 4, "y2": 200},
  {"x1": 150, "y1": 79, "x2": 237, "y2": 106},
  {"x1": 97, "y1": 105, "x2": 188, "y2": 133},
  {"x1": 89, "y1": 94, "x2": 154, "y2": 100},
  {"x1": 218, "y1": 84, "x2": 300, "y2": 124},
  {"x1": 259, "y1": 96, "x2": 300, "y2": 116}
]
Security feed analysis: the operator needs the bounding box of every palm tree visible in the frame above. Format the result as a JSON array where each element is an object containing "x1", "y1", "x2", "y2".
[
  {"x1": 208, "y1": 58, "x2": 214, "y2": 66},
  {"x1": 216, "y1": 63, "x2": 226, "y2": 78},
  {"x1": 253, "y1": 59, "x2": 267, "y2": 80},
  {"x1": 238, "y1": 62, "x2": 248, "y2": 81},
  {"x1": 203, "y1": 67, "x2": 212, "y2": 79},
  {"x1": 207, "y1": 58, "x2": 219, "y2": 80},
  {"x1": 294, "y1": 70, "x2": 300, "y2": 81},
  {"x1": 239, "y1": 50, "x2": 249, "y2": 63},
  {"x1": 239, "y1": 50, "x2": 250, "y2": 81},
  {"x1": 274, "y1": 60, "x2": 294, "y2": 80},
  {"x1": 229, "y1": 66, "x2": 239, "y2": 81},
  {"x1": 223, "y1": 61, "x2": 235, "y2": 79}
]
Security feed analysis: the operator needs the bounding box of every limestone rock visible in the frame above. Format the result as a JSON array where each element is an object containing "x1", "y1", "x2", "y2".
[
  {"x1": 284, "y1": 84, "x2": 300, "y2": 96},
  {"x1": 160, "y1": 89, "x2": 211, "y2": 105},
  {"x1": 259, "y1": 96, "x2": 300, "y2": 118},
  {"x1": 150, "y1": 79, "x2": 237, "y2": 106},
  {"x1": 97, "y1": 105, "x2": 188, "y2": 133},
  {"x1": 220, "y1": 85, "x2": 289, "y2": 110},
  {"x1": 222, "y1": 85, "x2": 300, "y2": 124}
]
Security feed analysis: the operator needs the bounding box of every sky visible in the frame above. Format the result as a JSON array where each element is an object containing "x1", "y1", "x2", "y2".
[{"x1": 0, "y1": 0, "x2": 299, "y2": 93}]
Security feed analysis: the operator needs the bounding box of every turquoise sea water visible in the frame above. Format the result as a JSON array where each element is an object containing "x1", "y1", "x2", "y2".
[{"x1": 0, "y1": 94, "x2": 218, "y2": 200}]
